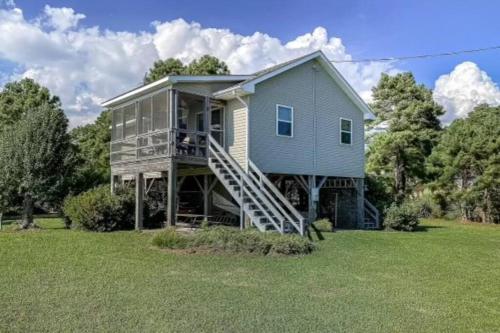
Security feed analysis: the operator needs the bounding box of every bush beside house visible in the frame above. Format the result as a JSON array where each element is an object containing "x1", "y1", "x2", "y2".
[
  {"x1": 383, "y1": 201, "x2": 420, "y2": 231},
  {"x1": 63, "y1": 185, "x2": 134, "y2": 231}
]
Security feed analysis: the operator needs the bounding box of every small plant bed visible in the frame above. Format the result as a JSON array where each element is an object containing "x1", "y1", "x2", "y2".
[
  {"x1": 312, "y1": 218, "x2": 334, "y2": 232},
  {"x1": 151, "y1": 226, "x2": 315, "y2": 256}
]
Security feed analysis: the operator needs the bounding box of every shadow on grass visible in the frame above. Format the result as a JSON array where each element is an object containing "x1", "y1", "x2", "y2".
[
  {"x1": 306, "y1": 224, "x2": 325, "y2": 241},
  {"x1": 1, "y1": 216, "x2": 67, "y2": 231},
  {"x1": 413, "y1": 224, "x2": 446, "y2": 232}
]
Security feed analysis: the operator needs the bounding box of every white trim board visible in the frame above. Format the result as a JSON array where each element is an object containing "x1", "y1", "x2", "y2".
[{"x1": 102, "y1": 75, "x2": 253, "y2": 108}]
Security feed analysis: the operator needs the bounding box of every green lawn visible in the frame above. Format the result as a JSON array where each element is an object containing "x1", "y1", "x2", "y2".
[{"x1": 1, "y1": 219, "x2": 499, "y2": 332}]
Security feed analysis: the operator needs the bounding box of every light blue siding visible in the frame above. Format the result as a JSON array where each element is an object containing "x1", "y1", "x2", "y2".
[{"x1": 248, "y1": 59, "x2": 365, "y2": 177}]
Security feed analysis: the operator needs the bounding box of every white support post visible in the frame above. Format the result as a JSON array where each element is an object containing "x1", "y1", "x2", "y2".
[
  {"x1": 308, "y1": 175, "x2": 318, "y2": 224},
  {"x1": 167, "y1": 161, "x2": 177, "y2": 227},
  {"x1": 240, "y1": 196, "x2": 245, "y2": 230},
  {"x1": 111, "y1": 175, "x2": 116, "y2": 194},
  {"x1": 203, "y1": 175, "x2": 209, "y2": 220},
  {"x1": 356, "y1": 178, "x2": 365, "y2": 229},
  {"x1": 135, "y1": 173, "x2": 144, "y2": 230}
]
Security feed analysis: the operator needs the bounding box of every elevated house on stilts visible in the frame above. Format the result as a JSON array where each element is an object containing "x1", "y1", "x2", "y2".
[{"x1": 102, "y1": 51, "x2": 379, "y2": 235}]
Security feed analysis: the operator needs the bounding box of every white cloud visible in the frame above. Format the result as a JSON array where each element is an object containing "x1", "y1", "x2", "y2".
[
  {"x1": 42, "y1": 5, "x2": 86, "y2": 31},
  {"x1": 0, "y1": 5, "x2": 397, "y2": 128},
  {"x1": 434, "y1": 61, "x2": 500, "y2": 123},
  {"x1": 0, "y1": 0, "x2": 15, "y2": 8}
]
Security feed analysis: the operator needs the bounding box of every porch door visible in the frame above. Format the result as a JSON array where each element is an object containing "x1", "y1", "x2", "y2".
[{"x1": 210, "y1": 103, "x2": 225, "y2": 147}]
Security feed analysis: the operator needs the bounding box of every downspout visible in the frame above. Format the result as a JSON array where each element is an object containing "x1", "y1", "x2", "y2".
[{"x1": 235, "y1": 93, "x2": 248, "y2": 108}]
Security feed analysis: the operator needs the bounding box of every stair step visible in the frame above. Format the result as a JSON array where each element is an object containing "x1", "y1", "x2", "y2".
[{"x1": 209, "y1": 144, "x2": 303, "y2": 235}]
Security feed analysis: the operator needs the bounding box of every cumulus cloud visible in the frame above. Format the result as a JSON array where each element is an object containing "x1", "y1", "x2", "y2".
[
  {"x1": 434, "y1": 61, "x2": 500, "y2": 123},
  {"x1": 42, "y1": 5, "x2": 86, "y2": 31},
  {"x1": 0, "y1": 5, "x2": 396, "y2": 127}
]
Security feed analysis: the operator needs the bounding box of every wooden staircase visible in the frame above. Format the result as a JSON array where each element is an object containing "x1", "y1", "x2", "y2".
[{"x1": 208, "y1": 136, "x2": 306, "y2": 235}]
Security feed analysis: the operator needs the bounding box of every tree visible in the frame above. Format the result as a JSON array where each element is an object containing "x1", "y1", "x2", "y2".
[
  {"x1": 428, "y1": 104, "x2": 500, "y2": 223},
  {"x1": 186, "y1": 55, "x2": 230, "y2": 75},
  {"x1": 1, "y1": 104, "x2": 71, "y2": 228},
  {"x1": 69, "y1": 110, "x2": 111, "y2": 193},
  {"x1": 0, "y1": 128, "x2": 18, "y2": 227},
  {"x1": 143, "y1": 55, "x2": 230, "y2": 84},
  {"x1": 143, "y1": 58, "x2": 186, "y2": 84},
  {"x1": 367, "y1": 73, "x2": 444, "y2": 202},
  {"x1": 0, "y1": 78, "x2": 61, "y2": 131}
]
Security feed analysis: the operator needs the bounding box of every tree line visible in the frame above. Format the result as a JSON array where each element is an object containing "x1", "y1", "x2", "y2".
[
  {"x1": 0, "y1": 55, "x2": 498, "y2": 228},
  {"x1": 366, "y1": 73, "x2": 499, "y2": 224}
]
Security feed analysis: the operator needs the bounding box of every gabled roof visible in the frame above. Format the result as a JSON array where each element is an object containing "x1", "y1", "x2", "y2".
[
  {"x1": 213, "y1": 51, "x2": 374, "y2": 118},
  {"x1": 102, "y1": 51, "x2": 374, "y2": 118},
  {"x1": 102, "y1": 75, "x2": 253, "y2": 108}
]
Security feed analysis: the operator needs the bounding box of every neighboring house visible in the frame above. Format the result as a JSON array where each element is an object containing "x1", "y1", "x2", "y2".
[{"x1": 102, "y1": 51, "x2": 379, "y2": 235}]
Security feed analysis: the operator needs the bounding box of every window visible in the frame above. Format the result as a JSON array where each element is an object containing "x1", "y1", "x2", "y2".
[
  {"x1": 276, "y1": 104, "x2": 293, "y2": 137},
  {"x1": 340, "y1": 118, "x2": 352, "y2": 144}
]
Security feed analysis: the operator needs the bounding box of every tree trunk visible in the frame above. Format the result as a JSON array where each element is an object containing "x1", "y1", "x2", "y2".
[
  {"x1": 483, "y1": 189, "x2": 492, "y2": 224},
  {"x1": 21, "y1": 193, "x2": 34, "y2": 229},
  {"x1": 394, "y1": 154, "x2": 406, "y2": 203},
  {"x1": 0, "y1": 212, "x2": 3, "y2": 230}
]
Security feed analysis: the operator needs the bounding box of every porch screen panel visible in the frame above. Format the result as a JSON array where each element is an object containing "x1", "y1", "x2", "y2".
[
  {"x1": 152, "y1": 91, "x2": 168, "y2": 130},
  {"x1": 111, "y1": 107, "x2": 123, "y2": 141},
  {"x1": 138, "y1": 97, "x2": 152, "y2": 134},
  {"x1": 123, "y1": 103, "x2": 136, "y2": 138}
]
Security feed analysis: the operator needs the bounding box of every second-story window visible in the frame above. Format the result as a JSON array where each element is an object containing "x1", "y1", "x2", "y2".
[
  {"x1": 276, "y1": 104, "x2": 293, "y2": 137},
  {"x1": 340, "y1": 118, "x2": 352, "y2": 144}
]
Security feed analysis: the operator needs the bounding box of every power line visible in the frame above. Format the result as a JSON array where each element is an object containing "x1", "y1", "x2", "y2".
[{"x1": 330, "y1": 45, "x2": 500, "y2": 63}]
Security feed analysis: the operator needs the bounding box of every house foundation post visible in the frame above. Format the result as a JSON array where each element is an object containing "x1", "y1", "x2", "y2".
[
  {"x1": 203, "y1": 174, "x2": 209, "y2": 220},
  {"x1": 135, "y1": 173, "x2": 144, "y2": 230},
  {"x1": 111, "y1": 175, "x2": 116, "y2": 194},
  {"x1": 308, "y1": 175, "x2": 318, "y2": 224},
  {"x1": 356, "y1": 178, "x2": 365, "y2": 228},
  {"x1": 240, "y1": 201, "x2": 245, "y2": 230},
  {"x1": 167, "y1": 161, "x2": 177, "y2": 227}
]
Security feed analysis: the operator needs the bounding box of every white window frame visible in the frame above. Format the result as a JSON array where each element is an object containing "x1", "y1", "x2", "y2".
[
  {"x1": 276, "y1": 104, "x2": 294, "y2": 138},
  {"x1": 339, "y1": 117, "x2": 353, "y2": 145}
]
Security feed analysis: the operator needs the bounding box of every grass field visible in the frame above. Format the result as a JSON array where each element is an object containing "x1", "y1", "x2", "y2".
[{"x1": 0, "y1": 218, "x2": 499, "y2": 332}]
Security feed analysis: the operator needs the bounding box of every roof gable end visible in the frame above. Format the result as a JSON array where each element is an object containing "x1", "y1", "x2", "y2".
[{"x1": 214, "y1": 51, "x2": 374, "y2": 118}]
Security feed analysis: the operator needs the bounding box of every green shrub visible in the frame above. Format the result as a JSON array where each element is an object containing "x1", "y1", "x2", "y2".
[
  {"x1": 151, "y1": 226, "x2": 315, "y2": 256},
  {"x1": 151, "y1": 228, "x2": 190, "y2": 249},
  {"x1": 383, "y1": 201, "x2": 420, "y2": 231},
  {"x1": 63, "y1": 185, "x2": 134, "y2": 231},
  {"x1": 312, "y1": 218, "x2": 333, "y2": 232},
  {"x1": 412, "y1": 192, "x2": 443, "y2": 218},
  {"x1": 266, "y1": 234, "x2": 315, "y2": 255}
]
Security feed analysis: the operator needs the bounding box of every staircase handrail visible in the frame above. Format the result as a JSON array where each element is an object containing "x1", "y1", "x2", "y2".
[
  {"x1": 208, "y1": 136, "x2": 285, "y2": 232},
  {"x1": 247, "y1": 159, "x2": 305, "y2": 235}
]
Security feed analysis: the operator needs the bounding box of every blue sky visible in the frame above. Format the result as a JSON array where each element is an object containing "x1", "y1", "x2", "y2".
[
  {"x1": 2, "y1": 0, "x2": 500, "y2": 126},
  {"x1": 14, "y1": 0, "x2": 500, "y2": 86}
]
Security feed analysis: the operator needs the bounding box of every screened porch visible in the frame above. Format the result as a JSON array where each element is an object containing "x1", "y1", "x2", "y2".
[{"x1": 109, "y1": 89, "x2": 225, "y2": 168}]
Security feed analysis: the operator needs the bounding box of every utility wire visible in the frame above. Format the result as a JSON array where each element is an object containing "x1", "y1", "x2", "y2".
[{"x1": 330, "y1": 45, "x2": 500, "y2": 63}]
